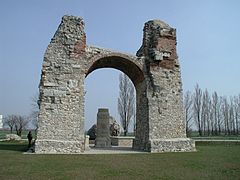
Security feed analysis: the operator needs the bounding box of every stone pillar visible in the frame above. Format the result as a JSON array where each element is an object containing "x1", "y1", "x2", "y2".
[
  {"x1": 136, "y1": 20, "x2": 195, "y2": 152},
  {"x1": 35, "y1": 15, "x2": 86, "y2": 153},
  {"x1": 95, "y1": 108, "x2": 111, "y2": 148}
]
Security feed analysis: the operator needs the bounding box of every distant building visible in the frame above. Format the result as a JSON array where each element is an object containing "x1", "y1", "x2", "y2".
[{"x1": 0, "y1": 115, "x2": 3, "y2": 129}]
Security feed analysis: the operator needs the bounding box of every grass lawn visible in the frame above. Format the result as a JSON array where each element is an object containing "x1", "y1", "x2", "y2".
[
  {"x1": 0, "y1": 141, "x2": 239, "y2": 180},
  {"x1": 189, "y1": 131, "x2": 240, "y2": 140},
  {"x1": 192, "y1": 136, "x2": 240, "y2": 140}
]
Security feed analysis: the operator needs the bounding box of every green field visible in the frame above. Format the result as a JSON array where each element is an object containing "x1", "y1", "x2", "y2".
[
  {"x1": 188, "y1": 131, "x2": 240, "y2": 140},
  {"x1": 0, "y1": 141, "x2": 239, "y2": 180},
  {"x1": 192, "y1": 136, "x2": 240, "y2": 140}
]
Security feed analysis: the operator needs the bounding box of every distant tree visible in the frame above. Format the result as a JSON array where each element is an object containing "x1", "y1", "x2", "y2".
[
  {"x1": 229, "y1": 97, "x2": 235, "y2": 134},
  {"x1": 221, "y1": 97, "x2": 230, "y2": 135},
  {"x1": 4, "y1": 115, "x2": 15, "y2": 133},
  {"x1": 233, "y1": 95, "x2": 240, "y2": 134},
  {"x1": 212, "y1": 92, "x2": 221, "y2": 135},
  {"x1": 201, "y1": 89, "x2": 211, "y2": 136},
  {"x1": 193, "y1": 84, "x2": 203, "y2": 136},
  {"x1": 184, "y1": 91, "x2": 193, "y2": 136},
  {"x1": 14, "y1": 115, "x2": 30, "y2": 136},
  {"x1": 118, "y1": 73, "x2": 135, "y2": 136},
  {"x1": 4, "y1": 115, "x2": 30, "y2": 136}
]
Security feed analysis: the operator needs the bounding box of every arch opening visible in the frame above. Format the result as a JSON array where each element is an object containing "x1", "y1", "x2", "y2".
[
  {"x1": 84, "y1": 55, "x2": 145, "y2": 149},
  {"x1": 86, "y1": 56, "x2": 144, "y2": 87},
  {"x1": 84, "y1": 68, "x2": 133, "y2": 131}
]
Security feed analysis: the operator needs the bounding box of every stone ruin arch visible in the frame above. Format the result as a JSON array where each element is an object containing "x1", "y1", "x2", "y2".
[
  {"x1": 85, "y1": 48, "x2": 144, "y2": 85},
  {"x1": 35, "y1": 15, "x2": 195, "y2": 153}
]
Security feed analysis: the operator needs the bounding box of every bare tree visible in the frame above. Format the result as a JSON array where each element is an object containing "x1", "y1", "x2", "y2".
[
  {"x1": 221, "y1": 97, "x2": 230, "y2": 135},
  {"x1": 209, "y1": 100, "x2": 214, "y2": 135},
  {"x1": 201, "y1": 90, "x2": 207, "y2": 135},
  {"x1": 14, "y1": 115, "x2": 30, "y2": 136},
  {"x1": 201, "y1": 89, "x2": 211, "y2": 136},
  {"x1": 233, "y1": 95, "x2": 240, "y2": 134},
  {"x1": 229, "y1": 97, "x2": 235, "y2": 134},
  {"x1": 184, "y1": 91, "x2": 193, "y2": 136},
  {"x1": 4, "y1": 115, "x2": 15, "y2": 133},
  {"x1": 4, "y1": 115, "x2": 30, "y2": 136},
  {"x1": 193, "y1": 84, "x2": 203, "y2": 136},
  {"x1": 118, "y1": 73, "x2": 135, "y2": 136},
  {"x1": 212, "y1": 92, "x2": 221, "y2": 135}
]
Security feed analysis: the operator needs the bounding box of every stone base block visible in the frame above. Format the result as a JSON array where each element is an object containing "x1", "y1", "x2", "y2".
[
  {"x1": 35, "y1": 139, "x2": 84, "y2": 154},
  {"x1": 95, "y1": 137, "x2": 111, "y2": 148},
  {"x1": 150, "y1": 138, "x2": 196, "y2": 153},
  {"x1": 111, "y1": 136, "x2": 134, "y2": 147},
  {"x1": 132, "y1": 139, "x2": 149, "y2": 151}
]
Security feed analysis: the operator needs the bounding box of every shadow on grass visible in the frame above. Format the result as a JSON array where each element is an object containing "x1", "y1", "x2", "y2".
[{"x1": 0, "y1": 141, "x2": 28, "y2": 152}]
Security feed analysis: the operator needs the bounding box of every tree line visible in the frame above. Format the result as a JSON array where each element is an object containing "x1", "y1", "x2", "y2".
[
  {"x1": 3, "y1": 94, "x2": 39, "y2": 137},
  {"x1": 184, "y1": 84, "x2": 240, "y2": 136}
]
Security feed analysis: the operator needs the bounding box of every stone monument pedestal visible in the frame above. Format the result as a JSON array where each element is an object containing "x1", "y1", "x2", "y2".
[
  {"x1": 95, "y1": 108, "x2": 111, "y2": 148},
  {"x1": 111, "y1": 136, "x2": 134, "y2": 147}
]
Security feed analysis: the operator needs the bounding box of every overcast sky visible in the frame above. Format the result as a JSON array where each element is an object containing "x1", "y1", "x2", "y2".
[{"x1": 0, "y1": 0, "x2": 240, "y2": 129}]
